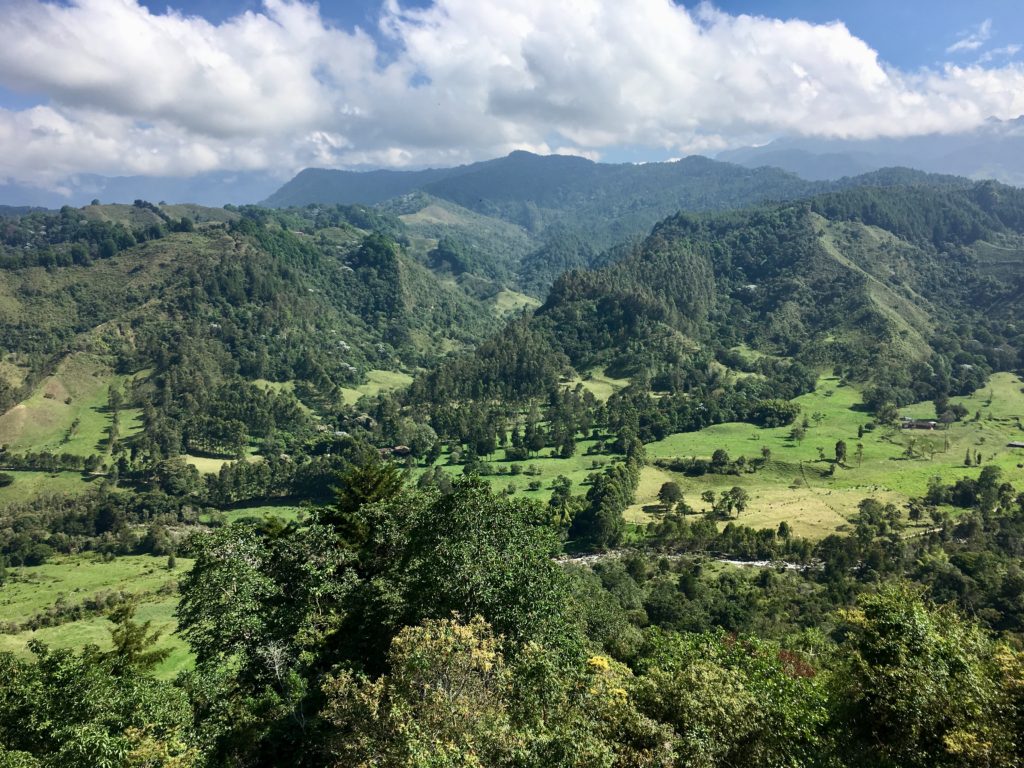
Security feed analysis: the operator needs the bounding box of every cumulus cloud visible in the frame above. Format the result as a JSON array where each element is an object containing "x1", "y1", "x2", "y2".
[{"x1": 0, "y1": 0, "x2": 1023, "y2": 184}]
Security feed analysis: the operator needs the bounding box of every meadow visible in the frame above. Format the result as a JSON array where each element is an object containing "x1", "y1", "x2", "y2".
[
  {"x1": 420, "y1": 371, "x2": 1024, "y2": 541},
  {"x1": 338, "y1": 368, "x2": 414, "y2": 406},
  {"x1": 0, "y1": 554, "x2": 194, "y2": 679},
  {"x1": 0, "y1": 352, "x2": 142, "y2": 457}
]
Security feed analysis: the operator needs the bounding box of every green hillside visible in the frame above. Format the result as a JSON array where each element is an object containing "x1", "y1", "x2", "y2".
[{"x1": 3, "y1": 175, "x2": 1024, "y2": 768}]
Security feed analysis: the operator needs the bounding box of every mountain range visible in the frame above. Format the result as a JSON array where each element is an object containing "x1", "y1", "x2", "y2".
[{"x1": 718, "y1": 117, "x2": 1024, "y2": 184}]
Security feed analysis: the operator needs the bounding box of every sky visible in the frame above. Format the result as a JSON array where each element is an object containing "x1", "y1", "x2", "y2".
[{"x1": 0, "y1": 0, "x2": 1022, "y2": 187}]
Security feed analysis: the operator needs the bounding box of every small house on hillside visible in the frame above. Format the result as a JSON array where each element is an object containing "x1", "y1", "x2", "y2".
[
  {"x1": 901, "y1": 417, "x2": 939, "y2": 430},
  {"x1": 1008, "y1": 441, "x2": 1024, "y2": 449}
]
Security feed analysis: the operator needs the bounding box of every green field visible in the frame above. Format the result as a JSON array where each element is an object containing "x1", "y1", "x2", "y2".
[
  {"x1": 339, "y1": 368, "x2": 414, "y2": 404},
  {"x1": 201, "y1": 501, "x2": 307, "y2": 525},
  {"x1": 419, "y1": 372, "x2": 1024, "y2": 541},
  {"x1": 0, "y1": 352, "x2": 143, "y2": 458},
  {"x1": 0, "y1": 554, "x2": 194, "y2": 679},
  {"x1": 183, "y1": 449, "x2": 263, "y2": 475},
  {"x1": 491, "y1": 289, "x2": 541, "y2": 317},
  {"x1": 3, "y1": 372, "x2": 1022, "y2": 673},
  {"x1": 414, "y1": 438, "x2": 622, "y2": 503},
  {"x1": 564, "y1": 368, "x2": 630, "y2": 402},
  {"x1": 638, "y1": 372, "x2": 1024, "y2": 538},
  {"x1": 0, "y1": 470, "x2": 104, "y2": 504}
]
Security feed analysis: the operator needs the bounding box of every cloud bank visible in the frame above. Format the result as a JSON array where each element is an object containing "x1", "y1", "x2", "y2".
[{"x1": 1, "y1": 0, "x2": 1023, "y2": 184}]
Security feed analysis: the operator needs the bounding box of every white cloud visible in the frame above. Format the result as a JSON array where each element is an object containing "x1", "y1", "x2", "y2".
[
  {"x1": 978, "y1": 44, "x2": 1022, "y2": 64},
  {"x1": 947, "y1": 19, "x2": 992, "y2": 53},
  {"x1": 0, "y1": 0, "x2": 1023, "y2": 185}
]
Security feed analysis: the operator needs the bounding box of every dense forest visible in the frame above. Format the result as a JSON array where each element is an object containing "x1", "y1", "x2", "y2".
[{"x1": 1, "y1": 158, "x2": 1024, "y2": 766}]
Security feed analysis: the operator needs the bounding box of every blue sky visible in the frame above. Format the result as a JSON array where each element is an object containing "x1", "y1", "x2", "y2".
[
  {"x1": 1, "y1": 1, "x2": 1022, "y2": 184},
  {"x1": 714, "y1": 1, "x2": 1023, "y2": 68}
]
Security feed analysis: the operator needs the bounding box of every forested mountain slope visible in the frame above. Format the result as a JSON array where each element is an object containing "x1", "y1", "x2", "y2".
[
  {"x1": 268, "y1": 152, "x2": 828, "y2": 292},
  {"x1": 0, "y1": 202, "x2": 496, "y2": 464},
  {"x1": 266, "y1": 151, "x2": 984, "y2": 295},
  {"x1": 411, "y1": 181, "x2": 1024, "y2": 412}
]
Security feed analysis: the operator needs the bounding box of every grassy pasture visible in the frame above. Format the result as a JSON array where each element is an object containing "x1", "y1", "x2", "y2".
[
  {"x1": 0, "y1": 471, "x2": 103, "y2": 504},
  {"x1": 491, "y1": 290, "x2": 541, "y2": 317},
  {"x1": 0, "y1": 554, "x2": 194, "y2": 679},
  {"x1": 200, "y1": 502, "x2": 306, "y2": 525},
  {"x1": 413, "y1": 438, "x2": 624, "y2": 503},
  {"x1": 563, "y1": 368, "x2": 630, "y2": 402},
  {"x1": 339, "y1": 368, "x2": 414, "y2": 404},
  {"x1": 641, "y1": 372, "x2": 1024, "y2": 538},
  {"x1": 425, "y1": 372, "x2": 1024, "y2": 541},
  {"x1": 0, "y1": 352, "x2": 144, "y2": 459},
  {"x1": 0, "y1": 358, "x2": 28, "y2": 389}
]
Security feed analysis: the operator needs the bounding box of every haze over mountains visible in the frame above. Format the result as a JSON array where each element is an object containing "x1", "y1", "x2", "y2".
[
  {"x1": 4, "y1": 117, "x2": 1021, "y2": 211},
  {"x1": 718, "y1": 117, "x2": 1024, "y2": 184},
  {"x1": 0, "y1": 170, "x2": 284, "y2": 209}
]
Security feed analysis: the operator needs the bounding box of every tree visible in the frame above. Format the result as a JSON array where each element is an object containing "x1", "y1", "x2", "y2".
[
  {"x1": 323, "y1": 616, "x2": 674, "y2": 766},
  {"x1": 322, "y1": 616, "x2": 516, "y2": 765},
  {"x1": 0, "y1": 639, "x2": 197, "y2": 765},
  {"x1": 633, "y1": 630, "x2": 828, "y2": 767},
  {"x1": 833, "y1": 583, "x2": 1022, "y2": 768},
  {"x1": 711, "y1": 449, "x2": 730, "y2": 469},
  {"x1": 322, "y1": 451, "x2": 404, "y2": 545},
  {"x1": 875, "y1": 402, "x2": 900, "y2": 425},
  {"x1": 719, "y1": 486, "x2": 749, "y2": 518},
  {"x1": 835, "y1": 440, "x2": 848, "y2": 466},
  {"x1": 339, "y1": 479, "x2": 579, "y2": 669},
  {"x1": 107, "y1": 602, "x2": 170, "y2": 675},
  {"x1": 658, "y1": 481, "x2": 684, "y2": 509},
  {"x1": 701, "y1": 490, "x2": 716, "y2": 512}
]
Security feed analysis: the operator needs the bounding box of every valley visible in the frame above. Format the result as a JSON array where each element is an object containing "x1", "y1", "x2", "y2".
[{"x1": 1, "y1": 154, "x2": 1023, "y2": 766}]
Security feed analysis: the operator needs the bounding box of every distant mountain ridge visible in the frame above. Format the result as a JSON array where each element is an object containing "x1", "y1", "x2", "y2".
[
  {"x1": 263, "y1": 151, "x2": 812, "y2": 212},
  {"x1": 0, "y1": 170, "x2": 284, "y2": 209},
  {"x1": 264, "y1": 151, "x2": 981, "y2": 293},
  {"x1": 718, "y1": 117, "x2": 1024, "y2": 184}
]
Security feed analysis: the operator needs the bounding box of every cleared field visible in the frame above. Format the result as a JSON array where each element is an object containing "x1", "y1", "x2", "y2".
[
  {"x1": 183, "y1": 447, "x2": 263, "y2": 475},
  {"x1": 564, "y1": 368, "x2": 630, "y2": 402},
  {"x1": 0, "y1": 352, "x2": 142, "y2": 458},
  {"x1": 643, "y1": 373, "x2": 1024, "y2": 538},
  {"x1": 442, "y1": 372, "x2": 1023, "y2": 541},
  {"x1": 0, "y1": 470, "x2": 102, "y2": 504},
  {"x1": 339, "y1": 368, "x2": 414, "y2": 404},
  {"x1": 491, "y1": 290, "x2": 541, "y2": 317},
  {"x1": 415, "y1": 438, "x2": 620, "y2": 503},
  {"x1": 0, "y1": 358, "x2": 28, "y2": 389},
  {"x1": 201, "y1": 502, "x2": 306, "y2": 525},
  {"x1": 624, "y1": 465, "x2": 677, "y2": 524},
  {"x1": 0, "y1": 554, "x2": 194, "y2": 679}
]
